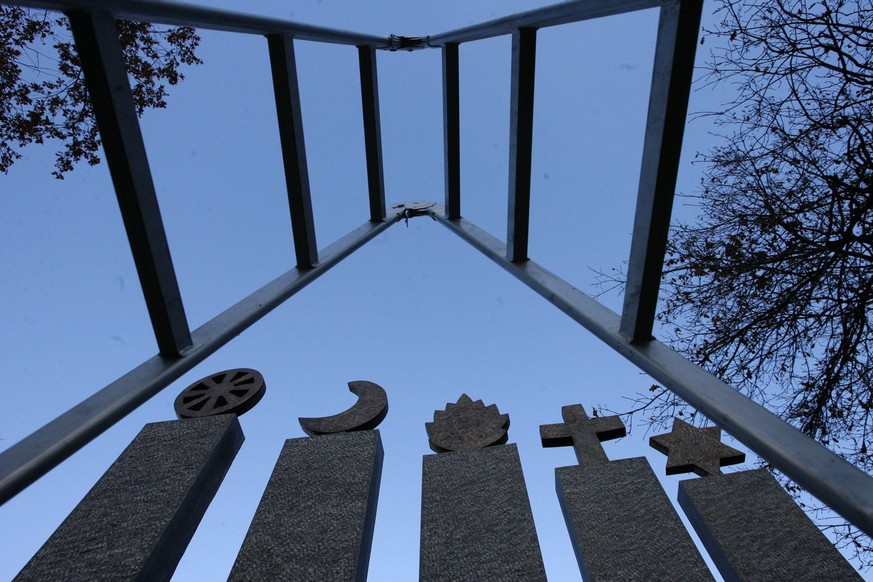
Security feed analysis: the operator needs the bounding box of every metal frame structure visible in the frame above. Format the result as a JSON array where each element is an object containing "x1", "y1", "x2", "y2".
[{"x1": 2, "y1": 0, "x2": 872, "y2": 543}]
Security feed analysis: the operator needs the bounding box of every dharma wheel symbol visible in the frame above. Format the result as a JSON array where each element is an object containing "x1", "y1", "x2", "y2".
[{"x1": 174, "y1": 368, "x2": 266, "y2": 419}]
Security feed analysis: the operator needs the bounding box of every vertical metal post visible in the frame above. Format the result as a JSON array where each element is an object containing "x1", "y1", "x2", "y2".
[
  {"x1": 443, "y1": 43, "x2": 461, "y2": 219},
  {"x1": 506, "y1": 28, "x2": 537, "y2": 262},
  {"x1": 358, "y1": 46, "x2": 386, "y2": 223},
  {"x1": 268, "y1": 34, "x2": 319, "y2": 268},
  {"x1": 67, "y1": 10, "x2": 192, "y2": 357},
  {"x1": 620, "y1": 0, "x2": 702, "y2": 341}
]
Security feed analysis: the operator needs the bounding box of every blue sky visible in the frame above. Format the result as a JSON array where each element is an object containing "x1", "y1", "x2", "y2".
[{"x1": 2, "y1": 1, "x2": 860, "y2": 579}]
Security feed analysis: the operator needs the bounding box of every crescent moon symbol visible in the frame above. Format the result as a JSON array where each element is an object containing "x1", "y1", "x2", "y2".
[{"x1": 298, "y1": 380, "x2": 388, "y2": 436}]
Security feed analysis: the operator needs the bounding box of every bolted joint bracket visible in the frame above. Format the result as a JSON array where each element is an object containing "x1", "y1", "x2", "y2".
[
  {"x1": 392, "y1": 200, "x2": 438, "y2": 224},
  {"x1": 384, "y1": 34, "x2": 429, "y2": 51}
]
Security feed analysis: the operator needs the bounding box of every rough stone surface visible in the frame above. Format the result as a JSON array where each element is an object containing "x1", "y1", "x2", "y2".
[
  {"x1": 680, "y1": 468, "x2": 862, "y2": 580},
  {"x1": 229, "y1": 430, "x2": 383, "y2": 582},
  {"x1": 557, "y1": 457, "x2": 712, "y2": 581},
  {"x1": 15, "y1": 415, "x2": 243, "y2": 582},
  {"x1": 420, "y1": 444, "x2": 546, "y2": 581}
]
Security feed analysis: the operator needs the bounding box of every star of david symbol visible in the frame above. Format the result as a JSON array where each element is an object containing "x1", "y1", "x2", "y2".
[{"x1": 649, "y1": 417, "x2": 745, "y2": 477}]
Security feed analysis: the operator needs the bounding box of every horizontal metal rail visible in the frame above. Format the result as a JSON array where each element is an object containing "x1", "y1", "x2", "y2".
[
  {"x1": 433, "y1": 210, "x2": 873, "y2": 538},
  {"x1": 428, "y1": 0, "x2": 661, "y2": 46},
  {"x1": 0, "y1": 214, "x2": 402, "y2": 505},
  {"x1": 4, "y1": 0, "x2": 388, "y2": 46}
]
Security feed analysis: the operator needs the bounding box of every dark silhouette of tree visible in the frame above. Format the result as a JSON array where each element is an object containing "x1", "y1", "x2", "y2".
[
  {"x1": 0, "y1": 7, "x2": 200, "y2": 178},
  {"x1": 631, "y1": 0, "x2": 871, "y2": 565}
]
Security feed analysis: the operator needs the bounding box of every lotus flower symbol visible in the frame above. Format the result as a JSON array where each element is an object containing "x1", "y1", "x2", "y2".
[{"x1": 426, "y1": 394, "x2": 510, "y2": 453}]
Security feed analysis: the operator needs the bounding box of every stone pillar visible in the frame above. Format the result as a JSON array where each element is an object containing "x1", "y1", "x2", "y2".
[
  {"x1": 229, "y1": 380, "x2": 388, "y2": 582},
  {"x1": 650, "y1": 417, "x2": 861, "y2": 581},
  {"x1": 15, "y1": 415, "x2": 243, "y2": 582},
  {"x1": 542, "y1": 405, "x2": 711, "y2": 580},
  {"x1": 420, "y1": 394, "x2": 546, "y2": 581},
  {"x1": 680, "y1": 468, "x2": 862, "y2": 581},
  {"x1": 229, "y1": 431, "x2": 383, "y2": 582}
]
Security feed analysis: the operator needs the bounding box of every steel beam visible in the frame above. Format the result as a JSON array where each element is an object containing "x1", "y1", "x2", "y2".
[
  {"x1": 433, "y1": 211, "x2": 873, "y2": 538},
  {"x1": 428, "y1": 0, "x2": 660, "y2": 46},
  {"x1": 620, "y1": 0, "x2": 702, "y2": 341},
  {"x1": 269, "y1": 34, "x2": 318, "y2": 268},
  {"x1": 7, "y1": 0, "x2": 387, "y2": 46},
  {"x1": 442, "y1": 43, "x2": 461, "y2": 219},
  {"x1": 0, "y1": 215, "x2": 402, "y2": 506},
  {"x1": 68, "y1": 11, "x2": 192, "y2": 357},
  {"x1": 358, "y1": 46, "x2": 387, "y2": 223},
  {"x1": 507, "y1": 29, "x2": 537, "y2": 262}
]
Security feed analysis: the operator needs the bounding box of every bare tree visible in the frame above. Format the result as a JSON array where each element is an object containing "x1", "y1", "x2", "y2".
[
  {"x1": 600, "y1": 0, "x2": 872, "y2": 565},
  {"x1": 0, "y1": 7, "x2": 201, "y2": 178}
]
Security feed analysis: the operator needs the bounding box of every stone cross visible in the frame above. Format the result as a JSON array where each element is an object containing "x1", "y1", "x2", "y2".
[
  {"x1": 540, "y1": 404, "x2": 625, "y2": 465},
  {"x1": 540, "y1": 404, "x2": 713, "y2": 580}
]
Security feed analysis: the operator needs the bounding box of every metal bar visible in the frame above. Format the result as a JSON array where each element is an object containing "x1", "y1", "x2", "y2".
[
  {"x1": 442, "y1": 43, "x2": 461, "y2": 219},
  {"x1": 433, "y1": 211, "x2": 873, "y2": 538},
  {"x1": 620, "y1": 0, "x2": 702, "y2": 342},
  {"x1": 0, "y1": 214, "x2": 403, "y2": 506},
  {"x1": 428, "y1": 0, "x2": 660, "y2": 46},
  {"x1": 358, "y1": 46, "x2": 386, "y2": 223},
  {"x1": 507, "y1": 29, "x2": 537, "y2": 263},
  {"x1": 68, "y1": 10, "x2": 192, "y2": 357},
  {"x1": 6, "y1": 0, "x2": 387, "y2": 46},
  {"x1": 269, "y1": 34, "x2": 318, "y2": 268}
]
